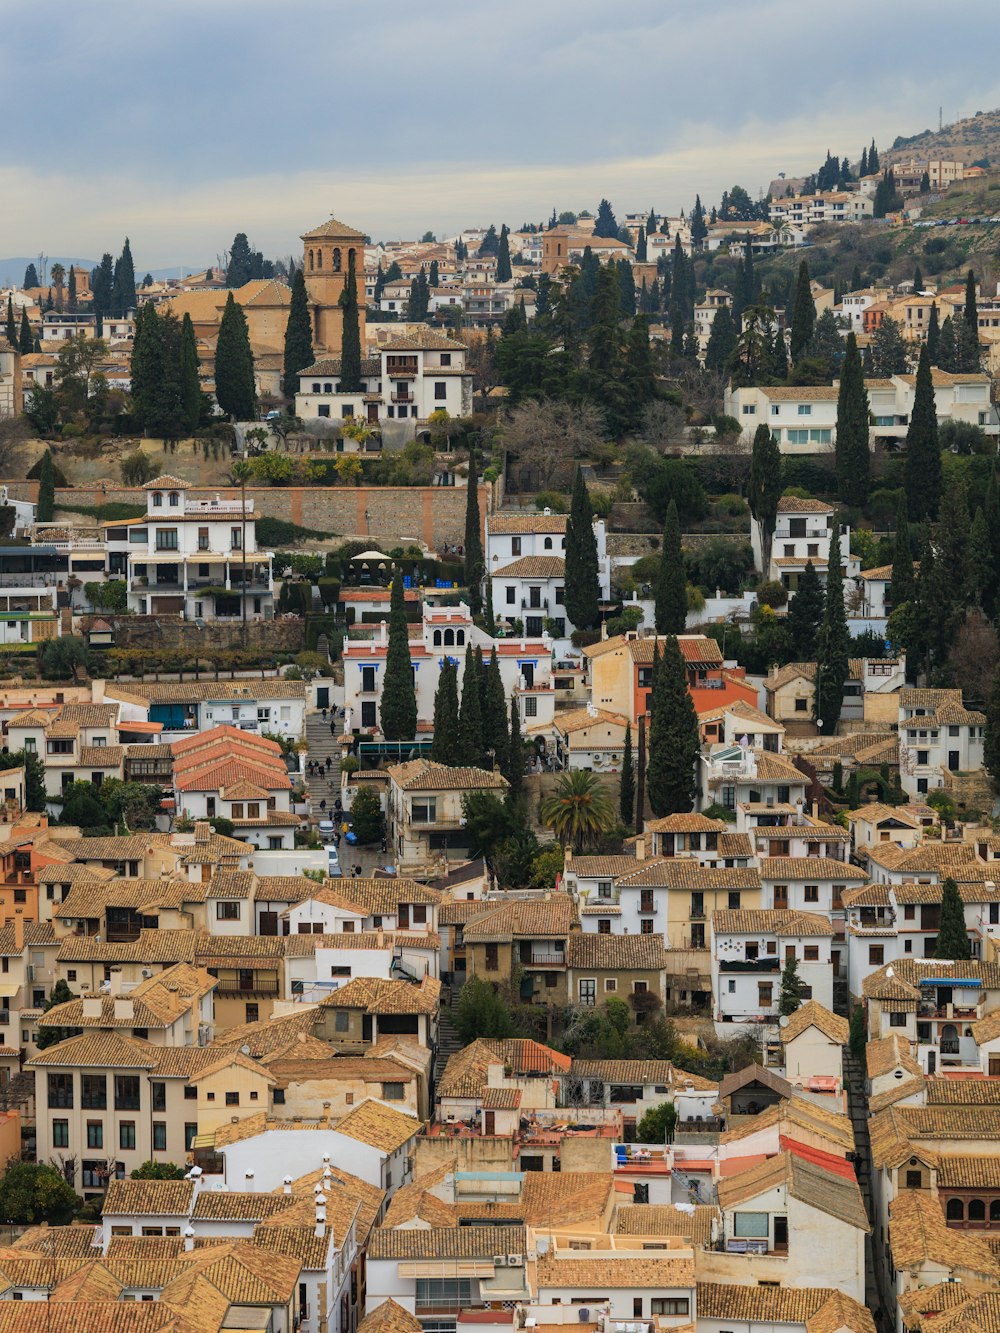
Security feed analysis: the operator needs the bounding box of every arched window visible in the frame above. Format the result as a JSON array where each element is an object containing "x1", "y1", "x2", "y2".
[
  {"x1": 456, "y1": 630, "x2": 465, "y2": 646},
  {"x1": 543, "y1": 537, "x2": 552, "y2": 550},
  {"x1": 333, "y1": 248, "x2": 342, "y2": 273},
  {"x1": 308, "y1": 250, "x2": 314, "y2": 272},
  {"x1": 561, "y1": 537, "x2": 566, "y2": 549},
  {"x1": 990, "y1": 1200, "x2": 1000, "y2": 1221},
  {"x1": 946, "y1": 1198, "x2": 965, "y2": 1221},
  {"x1": 443, "y1": 629, "x2": 454, "y2": 646},
  {"x1": 969, "y1": 1199, "x2": 986, "y2": 1222},
  {"x1": 433, "y1": 630, "x2": 442, "y2": 646},
  {"x1": 348, "y1": 248, "x2": 356, "y2": 266},
  {"x1": 317, "y1": 249, "x2": 323, "y2": 270}
]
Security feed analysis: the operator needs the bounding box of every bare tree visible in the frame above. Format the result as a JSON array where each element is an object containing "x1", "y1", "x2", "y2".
[
  {"x1": 640, "y1": 399, "x2": 687, "y2": 453},
  {"x1": 501, "y1": 398, "x2": 606, "y2": 491},
  {"x1": 946, "y1": 609, "x2": 999, "y2": 707}
]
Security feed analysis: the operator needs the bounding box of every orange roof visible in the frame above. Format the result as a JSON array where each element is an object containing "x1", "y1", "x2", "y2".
[{"x1": 120, "y1": 721, "x2": 163, "y2": 734}]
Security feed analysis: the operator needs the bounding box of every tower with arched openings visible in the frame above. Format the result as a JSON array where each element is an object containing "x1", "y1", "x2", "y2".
[{"x1": 300, "y1": 215, "x2": 367, "y2": 354}]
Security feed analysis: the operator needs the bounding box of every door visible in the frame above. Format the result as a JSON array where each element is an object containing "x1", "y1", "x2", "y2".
[
  {"x1": 362, "y1": 1014, "x2": 373, "y2": 1042},
  {"x1": 258, "y1": 911, "x2": 278, "y2": 936},
  {"x1": 485, "y1": 1111, "x2": 495, "y2": 1135},
  {"x1": 773, "y1": 885, "x2": 788, "y2": 909},
  {"x1": 927, "y1": 1049, "x2": 936, "y2": 1074},
  {"x1": 949, "y1": 751, "x2": 960, "y2": 771},
  {"x1": 316, "y1": 686, "x2": 330, "y2": 709},
  {"x1": 774, "y1": 1216, "x2": 788, "y2": 1252},
  {"x1": 367, "y1": 403, "x2": 379, "y2": 424}
]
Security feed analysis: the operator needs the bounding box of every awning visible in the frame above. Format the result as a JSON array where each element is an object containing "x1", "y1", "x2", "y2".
[
  {"x1": 193, "y1": 1131, "x2": 217, "y2": 1149},
  {"x1": 0, "y1": 982, "x2": 20, "y2": 997},
  {"x1": 919, "y1": 978, "x2": 981, "y2": 988}
]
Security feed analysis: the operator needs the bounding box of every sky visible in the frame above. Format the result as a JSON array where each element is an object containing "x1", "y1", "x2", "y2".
[{"x1": 4, "y1": 0, "x2": 1000, "y2": 270}]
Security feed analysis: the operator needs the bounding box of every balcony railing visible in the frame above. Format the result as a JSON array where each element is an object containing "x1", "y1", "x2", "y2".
[
  {"x1": 214, "y1": 980, "x2": 279, "y2": 997},
  {"x1": 523, "y1": 953, "x2": 566, "y2": 969},
  {"x1": 939, "y1": 1039, "x2": 961, "y2": 1054},
  {"x1": 720, "y1": 958, "x2": 780, "y2": 973}
]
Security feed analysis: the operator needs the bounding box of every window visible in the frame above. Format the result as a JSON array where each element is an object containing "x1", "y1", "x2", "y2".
[
  {"x1": 382, "y1": 1082, "x2": 405, "y2": 1100},
  {"x1": 733, "y1": 1211, "x2": 769, "y2": 1237},
  {"x1": 273, "y1": 1088, "x2": 285, "y2": 1104},
  {"x1": 335, "y1": 1010, "x2": 350, "y2": 1032},
  {"x1": 184, "y1": 1085, "x2": 197, "y2": 1100},
  {"x1": 87, "y1": 1121, "x2": 103, "y2": 1149},
  {"x1": 440, "y1": 353, "x2": 452, "y2": 366},
  {"x1": 411, "y1": 799, "x2": 436, "y2": 824},
  {"x1": 434, "y1": 382, "x2": 447, "y2": 400},
  {"x1": 598, "y1": 919, "x2": 611, "y2": 934},
  {"x1": 640, "y1": 919, "x2": 654, "y2": 934},
  {"x1": 53, "y1": 1119, "x2": 69, "y2": 1148},
  {"x1": 115, "y1": 1075, "x2": 140, "y2": 1110},
  {"x1": 152, "y1": 491, "x2": 162, "y2": 507},
  {"x1": 905, "y1": 1170, "x2": 923, "y2": 1189},
  {"x1": 119, "y1": 1121, "x2": 136, "y2": 1150},
  {"x1": 605, "y1": 978, "x2": 617, "y2": 992},
  {"x1": 554, "y1": 585, "x2": 564, "y2": 605},
  {"x1": 524, "y1": 696, "x2": 537, "y2": 718},
  {"x1": 185, "y1": 1123, "x2": 198, "y2": 1151},
  {"x1": 797, "y1": 404, "x2": 812, "y2": 415},
  {"x1": 226, "y1": 1091, "x2": 239, "y2": 1106},
  {"x1": 81, "y1": 1074, "x2": 106, "y2": 1110},
  {"x1": 151, "y1": 1082, "x2": 166, "y2": 1112},
  {"x1": 651, "y1": 1300, "x2": 689, "y2": 1317},
  {"x1": 579, "y1": 979, "x2": 596, "y2": 1006},
  {"x1": 155, "y1": 528, "x2": 178, "y2": 551},
  {"x1": 741, "y1": 404, "x2": 756, "y2": 416},
  {"x1": 48, "y1": 1073, "x2": 73, "y2": 1109},
  {"x1": 153, "y1": 1122, "x2": 167, "y2": 1152},
  {"x1": 804, "y1": 885, "x2": 819, "y2": 903},
  {"x1": 758, "y1": 982, "x2": 773, "y2": 1007},
  {"x1": 803, "y1": 945, "x2": 819, "y2": 961},
  {"x1": 505, "y1": 586, "x2": 515, "y2": 605},
  {"x1": 869, "y1": 945, "x2": 885, "y2": 965},
  {"x1": 485, "y1": 943, "x2": 499, "y2": 970},
  {"x1": 168, "y1": 491, "x2": 180, "y2": 507},
  {"x1": 728, "y1": 891, "x2": 741, "y2": 910},
  {"x1": 318, "y1": 404, "x2": 330, "y2": 418},
  {"x1": 217, "y1": 901, "x2": 240, "y2": 920},
  {"x1": 231, "y1": 528, "x2": 242, "y2": 550}
]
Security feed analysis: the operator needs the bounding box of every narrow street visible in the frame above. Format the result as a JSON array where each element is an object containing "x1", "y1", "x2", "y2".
[{"x1": 844, "y1": 1050, "x2": 893, "y2": 1333}]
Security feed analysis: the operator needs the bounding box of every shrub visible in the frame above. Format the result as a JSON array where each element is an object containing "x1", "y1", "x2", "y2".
[
  {"x1": 257, "y1": 517, "x2": 333, "y2": 546},
  {"x1": 350, "y1": 786, "x2": 383, "y2": 844},
  {"x1": 534, "y1": 489, "x2": 568, "y2": 513},
  {"x1": 120, "y1": 453, "x2": 155, "y2": 486}
]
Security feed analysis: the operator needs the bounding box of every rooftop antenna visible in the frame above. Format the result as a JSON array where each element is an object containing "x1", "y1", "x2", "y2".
[{"x1": 37, "y1": 253, "x2": 48, "y2": 286}]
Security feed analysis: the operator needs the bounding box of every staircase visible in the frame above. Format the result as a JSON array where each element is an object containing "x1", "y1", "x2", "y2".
[
  {"x1": 303, "y1": 710, "x2": 343, "y2": 816},
  {"x1": 437, "y1": 1006, "x2": 463, "y2": 1062}
]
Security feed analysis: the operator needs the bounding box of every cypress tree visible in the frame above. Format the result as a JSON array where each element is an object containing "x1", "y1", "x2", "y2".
[
  {"x1": 890, "y1": 490, "x2": 914, "y2": 611},
  {"x1": 670, "y1": 308, "x2": 685, "y2": 357},
  {"x1": 926, "y1": 302, "x2": 940, "y2": 364},
  {"x1": 913, "y1": 264, "x2": 924, "y2": 292},
  {"x1": 91, "y1": 253, "x2": 114, "y2": 336},
  {"x1": 748, "y1": 424, "x2": 781, "y2": 574},
  {"x1": 835, "y1": 333, "x2": 870, "y2": 507},
  {"x1": 458, "y1": 643, "x2": 484, "y2": 767},
  {"x1": 935, "y1": 878, "x2": 970, "y2": 960},
  {"x1": 779, "y1": 956, "x2": 805, "y2": 1015},
  {"x1": 482, "y1": 651, "x2": 508, "y2": 768},
  {"x1": 18, "y1": 307, "x2": 32, "y2": 355},
  {"x1": 937, "y1": 315, "x2": 957, "y2": 373},
  {"x1": 339, "y1": 249, "x2": 363, "y2": 392},
  {"x1": 646, "y1": 637, "x2": 699, "y2": 816},
  {"x1": 67, "y1": 266, "x2": 77, "y2": 313},
  {"x1": 431, "y1": 659, "x2": 461, "y2": 765},
  {"x1": 484, "y1": 576, "x2": 497, "y2": 637},
  {"x1": 704, "y1": 305, "x2": 737, "y2": 372},
  {"x1": 786, "y1": 559, "x2": 824, "y2": 661},
  {"x1": 635, "y1": 226, "x2": 647, "y2": 262},
  {"x1": 496, "y1": 225, "x2": 512, "y2": 283},
  {"x1": 620, "y1": 723, "x2": 635, "y2": 826},
  {"x1": 654, "y1": 499, "x2": 686, "y2": 634},
  {"x1": 505, "y1": 694, "x2": 524, "y2": 803},
  {"x1": 984, "y1": 466, "x2": 1000, "y2": 620},
  {"x1": 463, "y1": 449, "x2": 485, "y2": 616},
  {"x1": 904, "y1": 344, "x2": 941, "y2": 521},
  {"x1": 4, "y1": 297, "x2": 15, "y2": 348},
  {"x1": 622, "y1": 316, "x2": 656, "y2": 424},
  {"x1": 22, "y1": 263, "x2": 38, "y2": 289},
  {"x1": 815, "y1": 536, "x2": 850, "y2": 733},
  {"x1": 36, "y1": 450, "x2": 55, "y2": 522},
  {"x1": 214, "y1": 293, "x2": 257, "y2": 421},
  {"x1": 969, "y1": 506, "x2": 991, "y2": 609},
  {"x1": 859, "y1": 146, "x2": 868, "y2": 176},
  {"x1": 130, "y1": 304, "x2": 156, "y2": 431},
  {"x1": 282, "y1": 267, "x2": 314, "y2": 399},
  {"x1": 789, "y1": 260, "x2": 816, "y2": 362},
  {"x1": 564, "y1": 467, "x2": 600, "y2": 632},
  {"x1": 429, "y1": 260, "x2": 439, "y2": 287},
  {"x1": 986, "y1": 661, "x2": 1000, "y2": 787},
  {"x1": 964, "y1": 269, "x2": 978, "y2": 334},
  {"x1": 380, "y1": 570, "x2": 417, "y2": 742},
  {"x1": 113, "y1": 237, "x2": 136, "y2": 314},
  {"x1": 179, "y1": 313, "x2": 201, "y2": 435},
  {"x1": 869, "y1": 140, "x2": 880, "y2": 174}
]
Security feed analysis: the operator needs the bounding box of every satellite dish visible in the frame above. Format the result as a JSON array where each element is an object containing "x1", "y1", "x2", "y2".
[
  {"x1": 778, "y1": 1015, "x2": 789, "y2": 1028},
  {"x1": 241, "y1": 1044, "x2": 251, "y2": 1055}
]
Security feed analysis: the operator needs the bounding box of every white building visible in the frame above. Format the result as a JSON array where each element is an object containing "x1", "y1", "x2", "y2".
[
  {"x1": 710, "y1": 908, "x2": 835, "y2": 1035},
  {"x1": 486, "y1": 510, "x2": 609, "y2": 640},
  {"x1": 126, "y1": 474, "x2": 274, "y2": 622},
  {"x1": 699, "y1": 746, "x2": 809, "y2": 814},
  {"x1": 751, "y1": 495, "x2": 857, "y2": 590},
  {"x1": 768, "y1": 191, "x2": 874, "y2": 226},
  {"x1": 898, "y1": 687, "x2": 985, "y2": 797}
]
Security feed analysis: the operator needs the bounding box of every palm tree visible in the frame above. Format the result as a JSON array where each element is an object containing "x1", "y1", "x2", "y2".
[{"x1": 540, "y1": 770, "x2": 615, "y2": 852}]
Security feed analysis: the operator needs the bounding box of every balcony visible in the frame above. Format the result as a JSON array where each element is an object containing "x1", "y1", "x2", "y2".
[
  {"x1": 720, "y1": 957, "x2": 781, "y2": 973},
  {"x1": 939, "y1": 1039, "x2": 961, "y2": 1054},
  {"x1": 391, "y1": 392, "x2": 413, "y2": 405},
  {"x1": 522, "y1": 953, "x2": 566, "y2": 969},
  {"x1": 214, "y1": 980, "x2": 279, "y2": 997}
]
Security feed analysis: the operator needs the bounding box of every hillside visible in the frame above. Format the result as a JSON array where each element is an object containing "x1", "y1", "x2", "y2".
[{"x1": 883, "y1": 107, "x2": 1000, "y2": 168}]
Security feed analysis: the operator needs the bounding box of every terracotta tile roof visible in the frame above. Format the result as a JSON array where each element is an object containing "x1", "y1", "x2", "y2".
[
  {"x1": 492, "y1": 555, "x2": 565, "y2": 578},
  {"x1": 51, "y1": 832, "x2": 163, "y2": 862},
  {"x1": 871, "y1": 1105, "x2": 1000, "y2": 1168},
  {"x1": 358, "y1": 1301, "x2": 424, "y2": 1333},
  {"x1": 520, "y1": 1172, "x2": 614, "y2": 1226},
  {"x1": 777, "y1": 495, "x2": 835, "y2": 510},
  {"x1": 437, "y1": 1038, "x2": 570, "y2": 1098},
  {"x1": 537, "y1": 1254, "x2": 695, "y2": 1289},
  {"x1": 717, "y1": 1151, "x2": 868, "y2": 1230},
  {"x1": 488, "y1": 513, "x2": 569, "y2": 535},
  {"x1": 868, "y1": 1077, "x2": 925, "y2": 1114},
  {"x1": 332, "y1": 875, "x2": 442, "y2": 912},
  {"x1": 721, "y1": 1095, "x2": 855, "y2": 1151},
  {"x1": 462, "y1": 895, "x2": 576, "y2": 941},
  {"x1": 320, "y1": 975, "x2": 440, "y2": 1014},
  {"x1": 0, "y1": 921, "x2": 55, "y2": 953},
  {"x1": 0, "y1": 1307, "x2": 174, "y2": 1332},
  {"x1": 890, "y1": 1189, "x2": 1000, "y2": 1275},
  {"x1": 711, "y1": 908, "x2": 834, "y2": 936},
  {"x1": 206, "y1": 870, "x2": 256, "y2": 899},
  {"x1": 5, "y1": 709, "x2": 54, "y2": 729},
  {"x1": 368, "y1": 1225, "x2": 525, "y2": 1259},
  {"x1": 56, "y1": 927, "x2": 197, "y2": 965},
  {"x1": 567, "y1": 932, "x2": 666, "y2": 970},
  {"x1": 143, "y1": 474, "x2": 192, "y2": 490},
  {"x1": 27, "y1": 1032, "x2": 163, "y2": 1071},
  {"x1": 480, "y1": 1086, "x2": 521, "y2": 1109},
  {"x1": 926, "y1": 1080, "x2": 1000, "y2": 1106},
  {"x1": 615, "y1": 1203, "x2": 719, "y2": 1245},
  {"x1": 102, "y1": 1178, "x2": 195, "y2": 1215},
  {"x1": 695, "y1": 1283, "x2": 830, "y2": 1325},
  {"x1": 381, "y1": 331, "x2": 466, "y2": 351},
  {"x1": 614, "y1": 862, "x2": 759, "y2": 890},
  {"x1": 333, "y1": 1099, "x2": 422, "y2": 1153},
  {"x1": 866, "y1": 1034, "x2": 922, "y2": 1080},
  {"x1": 386, "y1": 758, "x2": 507, "y2": 792},
  {"x1": 570, "y1": 1060, "x2": 716, "y2": 1091},
  {"x1": 779, "y1": 999, "x2": 850, "y2": 1045},
  {"x1": 760, "y1": 856, "x2": 866, "y2": 881},
  {"x1": 551, "y1": 707, "x2": 629, "y2": 737},
  {"x1": 805, "y1": 1293, "x2": 877, "y2": 1333}
]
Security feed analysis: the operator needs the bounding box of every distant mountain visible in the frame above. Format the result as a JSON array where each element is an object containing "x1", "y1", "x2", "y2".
[
  {"x1": 884, "y1": 107, "x2": 1000, "y2": 169},
  {"x1": 0, "y1": 258, "x2": 213, "y2": 288}
]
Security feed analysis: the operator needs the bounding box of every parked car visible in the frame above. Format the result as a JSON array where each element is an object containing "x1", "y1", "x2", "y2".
[
  {"x1": 317, "y1": 819, "x2": 336, "y2": 843},
  {"x1": 327, "y1": 845, "x2": 342, "y2": 877}
]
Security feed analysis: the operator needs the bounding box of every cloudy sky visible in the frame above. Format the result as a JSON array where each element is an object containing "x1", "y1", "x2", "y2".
[{"x1": 4, "y1": 0, "x2": 1000, "y2": 270}]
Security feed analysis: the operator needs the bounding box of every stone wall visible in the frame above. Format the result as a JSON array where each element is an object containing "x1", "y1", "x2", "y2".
[{"x1": 100, "y1": 615, "x2": 305, "y2": 653}]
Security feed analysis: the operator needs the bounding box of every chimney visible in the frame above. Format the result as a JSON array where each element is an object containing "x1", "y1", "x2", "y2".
[
  {"x1": 282, "y1": 1176, "x2": 293, "y2": 1195},
  {"x1": 184, "y1": 1227, "x2": 195, "y2": 1252},
  {"x1": 635, "y1": 834, "x2": 646, "y2": 862},
  {"x1": 315, "y1": 1193, "x2": 327, "y2": 1239},
  {"x1": 379, "y1": 620, "x2": 388, "y2": 647},
  {"x1": 13, "y1": 916, "x2": 23, "y2": 951}
]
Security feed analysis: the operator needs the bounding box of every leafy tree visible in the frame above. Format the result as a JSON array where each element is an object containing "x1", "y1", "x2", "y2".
[
  {"x1": 477, "y1": 225, "x2": 499, "y2": 257},
  {"x1": 495, "y1": 224, "x2": 512, "y2": 282},
  {"x1": 226, "y1": 232, "x2": 263, "y2": 287},
  {"x1": 779, "y1": 955, "x2": 805, "y2": 1015},
  {"x1": 462, "y1": 790, "x2": 516, "y2": 859},
  {"x1": 564, "y1": 468, "x2": 600, "y2": 631},
  {"x1": 0, "y1": 1162, "x2": 80, "y2": 1225},
  {"x1": 60, "y1": 782, "x2": 109, "y2": 830},
  {"x1": 350, "y1": 785, "x2": 383, "y2": 844},
  {"x1": 39, "y1": 635, "x2": 92, "y2": 681},
  {"x1": 130, "y1": 1161, "x2": 186, "y2": 1180},
  {"x1": 935, "y1": 877, "x2": 970, "y2": 959},
  {"x1": 338, "y1": 249, "x2": 363, "y2": 391},
  {"x1": 704, "y1": 306, "x2": 737, "y2": 372},
  {"x1": 282, "y1": 267, "x2": 314, "y2": 399},
  {"x1": 432, "y1": 659, "x2": 460, "y2": 765},
  {"x1": 464, "y1": 449, "x2": 485, "y2": 615},
  {"x1": 654, "y1": 499, "x2": 686, "y2": 634},
  {"x1": 747, "y1": 425, "x2": 781, "y2": 572},
  {"x1": 869, "y1": 316, "x2": 907, "y2": 376},
  {"x1": 646, "y1": 637, "x2": 699, "y2": 816},
  {"x1": 0, "y1": 749, "x2": 45, "y2": 812},
  {"x1": 593, "y1": 198, "x2": 619, "y2": 238},
  {"x1": 179, "y1": 313, "x2": 201, "y2": 435},
  {"x1": 456, "y1": 976, "x2": 514, "y2": 1042},
  {"x1": 849, "y1": 1002, "x2": 866, "y2": 1057},
  {"x1": 636, "y1": 1101, "x2": 677, "y2": 1144},
  {"x1": 835, "y1": 332, "x2": 870, "y2": 507},
  {"x1": 620, "y1": 723, "x2": 635, "y2": 826},
  {"x1": 541, "y1": 770, "x2": 615, "y2": 851},
  {"x1": 786, "y1": 560, "x2": 824, "y2": 661},
  {"x1": 904, "y1": 345, "x2": 941, "y2": 521},
  {"x1": 36, "y1": 449, "x2": 55, "y2": 521},
  {"x1": 459, "y1": 643, "x2": 484, "y2": 767},
  {"x1": 815, "y1": 537, "x2": 850, "y2": 732},
  {"x1": 379, "y1": 570, "x2": 417, "y2": 741},
  {"x1": 214, "y1": 293, "x2": 257, "y2": 421},
  {"x1": 34, "y1": 979, "x2": 80, "y2": 1051},
  {"x1": 789, "y1": 260, "x2": 816, "y2": 363}
]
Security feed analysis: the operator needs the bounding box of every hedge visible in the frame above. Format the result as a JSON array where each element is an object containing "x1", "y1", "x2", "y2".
[{"x1": 257, "y1": 517, "x2": 333, "y2": 546}]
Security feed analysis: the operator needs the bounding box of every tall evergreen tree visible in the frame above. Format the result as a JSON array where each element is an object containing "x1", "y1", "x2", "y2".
[
  {"x1": 786, "y1": 560, "x2": 824, "y2": 661},
  {"x1": 4, "y1": 297, "x2": 15, "y2": 348},
  {"x1": 913, "y1": 264, "x2": 924, "y2": 292},
  {"x1": 66, "y1": 266, "x2": 77, "y2": 313},
  {"x1": 646, "y1": 638, "x2": 699, "y2": 816},
  {"x1": 505, "y1": 694, "x2": 524, "y2": 803},
  {"x1": 704, "y1": 305, "x2": 737, "y2": 372},
  {"x1": 482, "y1": 651, "x2": 509, "y2": 768},
  {"x1": 226, "y1": 233, "x2": 255, "y2": 287},
  {"x1": 635, "y1": 225, "x2": 648, "y2": 262},
  {"x1": 18, "y1": 307, "x2": 32, "y2": 355},
  {"x1": 889, "y1": 490, "x2": 914, "y2": 611},
  {"x1": 984, "y1": 466, "x2": 1000, "y2": 620},
  {"x1": 458, "y1": 643, "x2": 484, "y2": 767},
  {"x1": 22, "y1": 263, "x2": 38, "y2": 289},
  {"x1": 338, "y1": 250, "x2": 363, "y2": 392},
  {"x1": 935, "y1": 878, "x2": 970, "y2": 959},
  {"x1": 815, "y1": 537, "x2": 850, "y2": 733},
  {"x1": 428, "y1": 259, "x2": 439, "y2": 287},
  {"x1": 859, "y1": 146, "x2": 868, "y2": 177},
  {"x1": 593, "y1": 199, "x2": 618, "y2": 238},
  {"x1": 868, "y1": 140, "x2": 880, "y2": 174},
  {"x1": 112, "y1": 237, "x2": 136, "y2": 314},
  {"x1": 835, "y1": 333, "x2": 870, "y2": 507},
  {"x1": 564, "y1": 467, "x2": 600, "y2": 631},
  {"x1": 654, "y1": 499, "x2": 686, "y2": 634},
  {"x1": 36, "y1": 450, "x2": 55, "y2": 522},
  {"x1": 779, "y1": 956, "x2": 805, "y2": 1015},
  {"x1": 690, "y1": 194, "x2": 707, "y2": 247},
  {"x1": 619, "y1": 723, "x2": 635, "y2": 826},
  {"x1": 90, "y1": 253, "x2": 114, "y2": 337},
  {"x1": 282, "y1": 267, "x2": 314, "y2": 398},
  {"x1": 789, "y1": 260, "x2": 816, "y2": 362},
  {"x1": 969, "y1": 506, "x2": 992, "y2": 608},
  {"x1": 622, "y1": 316, "x2": 656, "y2": 427},
  {"x1": 431, "y1": 659, "x2": 461, "y2": 765},
  {"x1": 646, "y1": 208, "x2": 657, "y2": 236},
  {"x1": 380, "y1": 571, "x2": 417, "y2": 742},
  {"x1": 495, "y1": 225, "x2": 512, "y2": 282},
  {"x1": 904, "y1": 344, "x2": 941, "y2": 521},
  {"x1": 214, "y1": 293, "x2": 257, "y2": 421},
  {"x1": 964, "y1": 268, "x2": 979, "y2": 333},
  {"x1": 936, "y1": 315, "x2": 957, "y2": 372},
  {"x1": 748, "y1": 424, "x2": 781, "y2": 575},
  {"x1": 179, "y1": 312, "x2": 201, "y2": 435},
  {"x1": 463, "y1": 449, "x2": 485, "y2": 615},
  {"x1": 926, "y1": 302, "x2": 940, "y2": 364}
]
